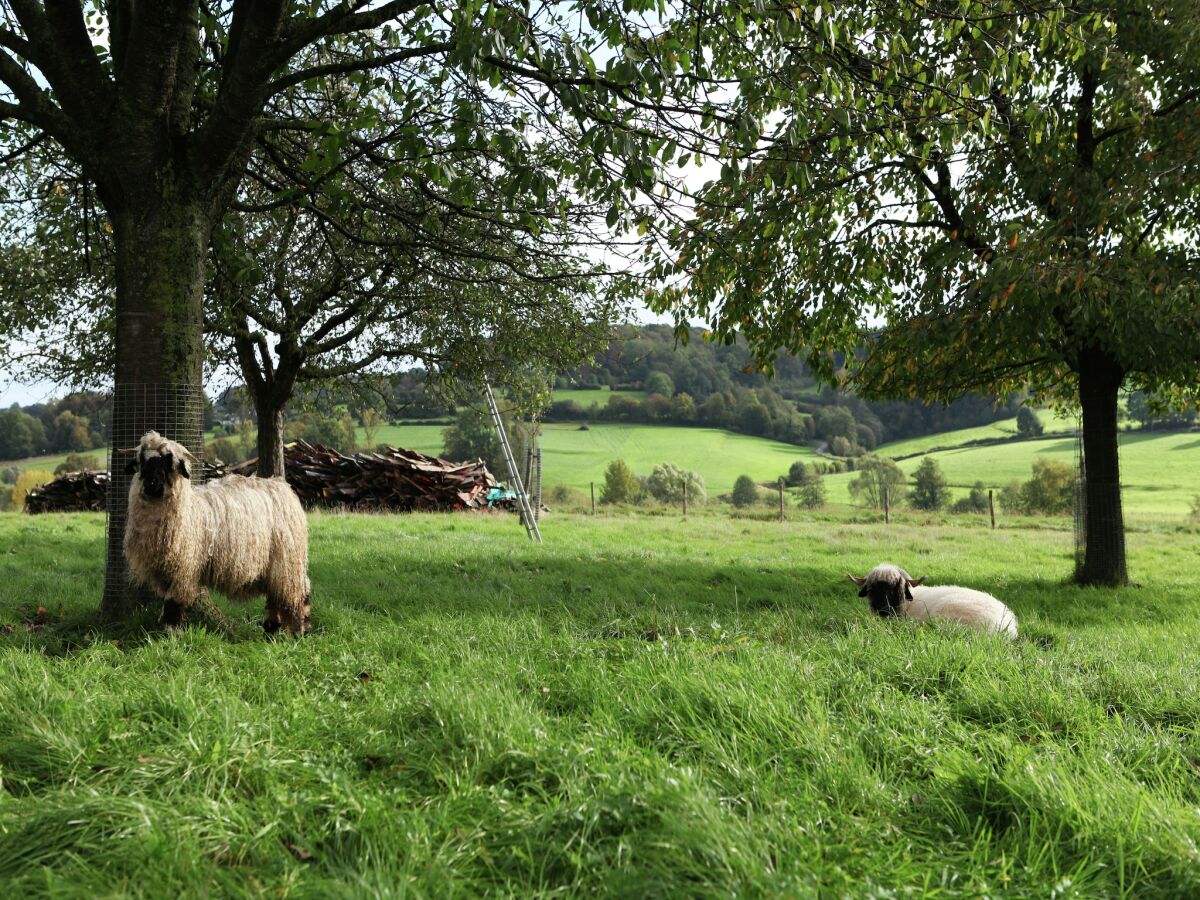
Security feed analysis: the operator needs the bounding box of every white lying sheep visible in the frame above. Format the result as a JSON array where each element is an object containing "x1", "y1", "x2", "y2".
[
  {"x1": 847, "y1": 563, "x2": 1018, "y2": 639},
  {"x1": 123, "y1": 431, "x2": 311, "y2": 636}
]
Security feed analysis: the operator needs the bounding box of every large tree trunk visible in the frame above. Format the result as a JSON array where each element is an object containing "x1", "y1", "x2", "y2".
[
  {"x1": 101, "y1": 198, "x2": 211, "y2": 622},
  {"x1": 1076, "y1": 346, "x2": 1128, "y2": 587},
  {"x1": 254, "y1": 401, "x2": 287, "y2": 478}
]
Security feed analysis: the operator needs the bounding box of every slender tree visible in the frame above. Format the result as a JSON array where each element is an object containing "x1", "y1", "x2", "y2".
[
  {"x1": 0, "y1": 2, "x2": 675, "y2": 618},
  {"x1": 651, "y1": 2, "x2": 1200, "y2": 584}
]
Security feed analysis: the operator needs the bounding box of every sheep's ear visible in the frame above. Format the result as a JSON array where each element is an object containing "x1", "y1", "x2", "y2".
[
  {"x1": 125, "y1": 459, "x2": 139, "y2": 476},
  {"x1": 908, "y1": 577, "x2": 927, "y2": 587},
  {"x1": 847, "y1": 573, "x2": 867, "y2": 587},
  {"x1": 177, "y1": 457, "x2": 190, "y2": 479}
]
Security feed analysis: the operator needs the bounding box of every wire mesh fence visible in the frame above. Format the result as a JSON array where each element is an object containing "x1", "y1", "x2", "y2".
[
  {"x1": 103, "y1": 383, "x2": 207, "y2": 611},
  {"x1": 1073, "y1": 427, "x2": 1086, "y2": 579}
]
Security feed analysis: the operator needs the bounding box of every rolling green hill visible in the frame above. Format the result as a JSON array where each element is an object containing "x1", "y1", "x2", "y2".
[
  {"x1": 827, "y1": 425, "x2": 1200, "y2": 516},
  {"x1": 879, "y1": 409, "x2": 1077, "y2": 458},
  {"x1": 374, "y1": 422, "x2": 816, "y2": 495}
]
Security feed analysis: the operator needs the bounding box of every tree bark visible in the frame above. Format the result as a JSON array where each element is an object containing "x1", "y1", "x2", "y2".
[
  {"x1": 1076, "y1": 346, "x2": 1128, "y2": 586},
  {"x1": 255, "y1": 401, "x2": 287, "y2": 478},
  {"x1": 101, "y1": 197, "x2": 212, "y2": 622}
]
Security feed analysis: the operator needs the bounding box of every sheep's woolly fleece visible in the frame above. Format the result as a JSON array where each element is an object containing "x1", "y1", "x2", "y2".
[
  {"x1": 859, "y1": 562, "x2": 1019, "y2": 639},
  {"x1": 124, "y1": 431, "x2": 311, "y2": 635}
]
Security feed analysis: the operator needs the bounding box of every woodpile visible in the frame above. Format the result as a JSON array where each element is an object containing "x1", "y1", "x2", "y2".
[
  {"x1": 25, "y1": 442, "x2": 506, "y2": 514},
  {"x1": 24, "y1": 470, "x2": 108, "y2": 514},
  {"x1": 228, "y1": 441, "x2": 505, "y2": 512}
]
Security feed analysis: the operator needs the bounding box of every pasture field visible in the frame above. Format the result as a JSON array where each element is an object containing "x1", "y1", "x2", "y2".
[
  {"x1": 827, "y1": 428, "x2": 1200, "y2": 517},
  {"x1": 369, "y1": 421, "x2": 819, "y2": 495},
  {"x1": 552, "y1": 387, "x2": 647, "y2": 406},
  {"x1": 2, "y1": 510, "x2": 1200, "y2": 896},
  {"x1": 879, "y1": 408, "x2": 1077, "y2": 458}
]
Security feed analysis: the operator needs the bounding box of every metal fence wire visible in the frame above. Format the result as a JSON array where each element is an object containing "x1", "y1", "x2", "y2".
[
  {"x1": 1073, "y1": 426, "x2": 1086, "y2": 579},
  {"x1": 104, "y1": 383, "x2": 207, "y2": 607}
]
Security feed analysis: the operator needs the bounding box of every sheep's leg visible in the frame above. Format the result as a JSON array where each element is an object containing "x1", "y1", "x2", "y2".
[
  {"x1": 262, "y1": 595, "x2": 283, "y2": 638},
  {"x1": 162, "y1": 598, "x2": 185, "y2": 630}
]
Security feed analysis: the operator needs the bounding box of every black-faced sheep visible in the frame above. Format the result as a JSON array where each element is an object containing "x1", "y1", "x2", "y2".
[
  {"x1": 123, "y1": 431, "x2": 311, "y2": 636},
  {"x1": 847, "y1": 563, "x2": 1018, "y2": 639}
]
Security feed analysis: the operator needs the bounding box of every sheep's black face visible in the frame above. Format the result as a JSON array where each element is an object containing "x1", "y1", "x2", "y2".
[
  {"x1": 137, "y1": 455, "x2": 187, "y2": 499},
  {"x1": 860, "y1": 581, "x2": 912, "y2": 618}
]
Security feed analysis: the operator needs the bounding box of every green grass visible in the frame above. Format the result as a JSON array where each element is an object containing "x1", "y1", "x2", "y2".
[
  {"x1": 880, "y1": 409, "x2": 1077, "y2": 458},
  {"x1": 553, "y1": 387, "x2": 646, "y2": 406},
  {"x1": 370, "y1": 421, "x2": 816, "y2": 495},
  {"x1": 828, "y1": 428, "x2": 1200, "y2": 517},
  {"x1": 3, "y1": 510, "x2": 1200, "y2": 895}
]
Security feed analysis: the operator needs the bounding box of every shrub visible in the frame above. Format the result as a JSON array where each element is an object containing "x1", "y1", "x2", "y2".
[
  {"x1": 699, "y1": 393, "x2": 729, "y2": 426},
  {"x1": 548, "y1": 399, "x2": 585, "y2": 420},
  {"x1": 600, "y1": 459, "x2": 640, "y2": 504},
  {"x1": 910, "y1": 458, "x2": 951, "y2": 511},
  {"x1": 796, "y1": 470, "x2": 826, "y2": 509},
  {"x1": 360, "y1": 407, "x2": 385, "y2": 447},
  {"x1": 206, "y1": 436, "x2": 244, "y2": 465},
  {"x1": 829, "y1": 435, "x2": 855, "y2": 457},
  {"x1": 9, "y1": 469, "x2": 54, "y2": 511},
  {"x1": 54, "y1": 453, "x2": 101, "y2": 475},
  {"x1": 441, "y1": 408, "x2": 500, "y2": 470},
  {"x1": 849, "y1": 456, "x2": 907, "y2": 509},
  {"x1": 731, "y1": 475, "x2": 759, "y2": 508},
  {"x1": 951, "y1": 482, "x2": 991, "y2": 514},
  {"x1": 545, "y1": 484, "x2": 586, "y2": 508},
  {"x1": 0, "y1": 466, "x2": 18, "y2": 485},
  {"x1": 855, "y1": 423, "x2": 878, "y2": 451},
  {"x1": 603, "y1": 395, "x2": 642, "y2": 421},
  {"x1": 1001, "y1": 460, "x2": 1075, "y2": 515},
  {"x1": 815, "y1": 406, "x2": 857, "y2": 443},
  {"x1": 785, "y1": 460, "x2": 809, "y2": 486},
  {"x1": 1017, "y1": 406, "x2": 1044, "y2": 437},
  {"x1": 645, "y1": 464, "x2": 706, "y2": 505},
  {"x1": 670, "y1": 393, "x2": 697, "y2": 422},
  {"x1": 644, "y1": 371, "x2": 675, "y2": 398}
]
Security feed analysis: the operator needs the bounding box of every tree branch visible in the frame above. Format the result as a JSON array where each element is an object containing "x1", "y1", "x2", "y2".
[{"x1": 266, "y1": 42, "x2": 454, "y2": 96}]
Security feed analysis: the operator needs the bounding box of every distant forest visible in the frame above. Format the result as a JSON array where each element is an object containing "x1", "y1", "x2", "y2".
[{"x1": 547, "y1": 325, "x2": 1025, "y2": 452}]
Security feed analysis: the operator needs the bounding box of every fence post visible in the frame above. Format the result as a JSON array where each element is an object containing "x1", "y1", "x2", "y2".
[
  {"x1": 883, "y1": 486, "x2": 890, "y2": 525},
  {"x1": 988, "y1": 489, "x2": 996, "y2": 529},
  {"x1": 682, "y1": 477, "x2": 688, "y2": 517},
  {"x1": 534, "y1": 448, "x2": 542, "y2": 522},
  {"x1": 778, "y1": 477, "x2": 785, "y2": 522},
  {"x1": 590, "y1": 481, "x2": 595, "y2": 515}
]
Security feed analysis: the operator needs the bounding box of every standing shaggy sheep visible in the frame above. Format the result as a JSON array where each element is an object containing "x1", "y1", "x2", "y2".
[
  {"x1": 847, "y1": 563, "x2": 1018, "y2": 639},
  {"x1": 124, "y1": 431, "x2": 311, "y2": 636}
]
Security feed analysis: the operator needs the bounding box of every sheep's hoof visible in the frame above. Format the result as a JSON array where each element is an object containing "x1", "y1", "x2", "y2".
[
  {"x1": 262, "y1": 617, "x2": 282, "y2": 639},
  {"x1": 161, "y1": 599, "x2": 185, "y2": 633}
]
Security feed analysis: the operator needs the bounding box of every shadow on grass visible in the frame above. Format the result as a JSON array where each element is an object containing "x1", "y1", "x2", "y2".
[{"x1": 1, "y1": 526, "x2": 1188, "y2": 657}]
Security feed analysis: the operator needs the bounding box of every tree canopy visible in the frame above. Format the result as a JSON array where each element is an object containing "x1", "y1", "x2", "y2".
[{"x1": 643, "y1": 1, "x2": 1200, "y2": 583}]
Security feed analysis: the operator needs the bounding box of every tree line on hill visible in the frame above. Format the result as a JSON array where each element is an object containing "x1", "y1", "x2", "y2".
[{"x1": 545, "y1": 325, "x2": 1027, "y2": 452}]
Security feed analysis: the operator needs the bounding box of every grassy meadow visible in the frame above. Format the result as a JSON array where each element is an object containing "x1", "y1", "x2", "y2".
[
  {"x1": 368, "y1": 421, "x2": 821, "y2": 497},
  {"x1": 6, "y1": 405, "x2": 1198, "y2": 519},
  {"x1": 823, "y1": 428, "x2": 1200, "y2": 517},
  {"x1": 3, "y1": 509, "x2": 1200, "y2": 895}
]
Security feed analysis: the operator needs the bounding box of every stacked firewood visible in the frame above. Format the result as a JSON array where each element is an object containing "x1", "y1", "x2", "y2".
[
  {"x1": 24, "y1": 470, "x2": 109, "y2": 514},
  {"x1": 229, "y1": 441, "x2": 504, "y2": 512},
  {"x1": 25, "y1": 442, "x2": 505, "y2": 514}
]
